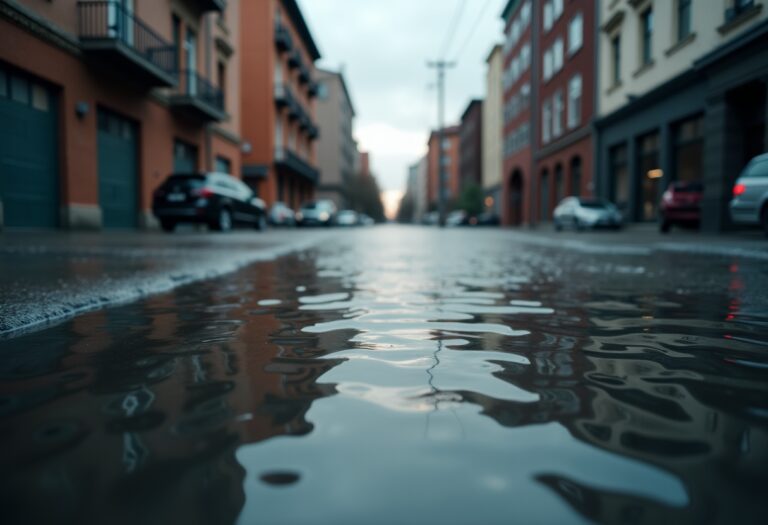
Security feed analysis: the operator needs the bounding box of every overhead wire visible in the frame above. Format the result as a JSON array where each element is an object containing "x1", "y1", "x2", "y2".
[
  {"x1": 439, "y1": 0, "x2": 468, "y2": 60},
  {"x1": 451, "y1": 0, "x2": 494, "y2": 61}
]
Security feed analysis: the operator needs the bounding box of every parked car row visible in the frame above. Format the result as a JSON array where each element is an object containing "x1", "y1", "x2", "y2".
[{"x1": 152, "y1": 172, "x2": 376, "y2": 233}]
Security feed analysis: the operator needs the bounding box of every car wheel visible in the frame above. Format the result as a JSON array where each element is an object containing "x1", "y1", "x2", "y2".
[
  {"x1": 160, "y1": 220, "x2": 176, "y2": 233},
  {"x1": 554, "y1": 220, "x2": 562, "y2": 232},
  {"x1": 660, "y1": 220, "x2": 671, "y2": 234},
  {"x1": 256, "y1": 214, "x2": 267, "y2": 231},
  {"x1": 575, "y1": 220, "x2": 586, "y2": 232},
  {"x1": 211, "y1": 208, "x2": 232, "y2": 232}
]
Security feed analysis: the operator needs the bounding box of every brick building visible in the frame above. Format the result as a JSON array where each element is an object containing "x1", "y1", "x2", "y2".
[
  {"x1": 500, "y1": 0, "x2": 534, "y2": 226},
  {"x1": 535, "y1": 0, "x2": 595, "y2": 221},
  {"x1": 240, "y1": 0, "x2": 320, "y2": 210},
  {"x1": 459, "y1": 99, "x2": 483, "y2": 191},
  {"x1": 426, "y1": 126, "x2": 460, "y2": 210},
  {"x1": 0, "y1": 0, "x2": 239, "y2": 229}
]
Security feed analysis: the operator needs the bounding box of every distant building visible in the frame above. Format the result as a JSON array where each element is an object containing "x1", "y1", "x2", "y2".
[
  {"x1": 359, "y1": 150, "x2": 371, "y2": 178},
  {"x1": 483, "y1": 44, "x2": 504, "y2": 218},
  {"x1": 405, "y1": 156, "x2": 428, "y2": 222},
  {"x1": 0, "y1": 0, "x2": 239, "y2": 229},
  {"x1": 595, "y1": 1, "x2": 768, "y2": 231},
  {"x1": 241, "y1": 0, "x2": 321, "y2": 210},
  {"x1": 315, "y1": 68, "x2": 356, "y2": 208},
  {"x1": 535, "y1": 0, "x2": 595, "y2": 221},
  {"x1": 427, "y1": 126, "x2": 461, "y2": 210},
  {"x1": 460, "y1": 99, "x2": 484, "y2": 190}
]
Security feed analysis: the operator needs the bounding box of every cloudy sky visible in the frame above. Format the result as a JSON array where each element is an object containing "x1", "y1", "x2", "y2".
[{"x1": 298, "y1": 0, "x2": 507, "y2": 195}]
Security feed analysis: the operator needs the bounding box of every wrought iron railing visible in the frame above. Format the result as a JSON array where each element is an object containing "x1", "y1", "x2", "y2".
[
  {"x1": 78, "y1": 1, "x2": 177, "y2": 77},
  {"x1": 274, "y1": 147, "x2": 319, "y2": 184},
  {"x1": 177, "y1": 70, "x2": 225, "y2": 111}
]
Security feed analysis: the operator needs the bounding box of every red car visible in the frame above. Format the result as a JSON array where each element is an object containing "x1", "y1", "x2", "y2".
[{"x1": 659, "y1": 181, "x2": 703, "y2": 233}]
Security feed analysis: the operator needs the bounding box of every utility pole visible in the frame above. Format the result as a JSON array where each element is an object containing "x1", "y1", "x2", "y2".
[{"x1": 427, "y1": 60, "x2": 455, "y2": 227}]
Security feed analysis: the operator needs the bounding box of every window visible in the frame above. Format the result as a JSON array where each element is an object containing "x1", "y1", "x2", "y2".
[
  {"x1": 611, "y1": 35, "x2": 621, "y2": 85},
  {"x1": 215, "y1": 156, "x2": 232, "y2": 175},
  {"x1": 317, "y1": 82, "x2": 328, "y2": 99},
  {"x1": 568, "y1": 13, "x2": 583, "y2": 55},
  {"x1": 442, "y1": 138, "x2": 451, "y2": 150},
  {"x1": 544, "y1": 1, "x2": 553, "y2": 31},
  {"x1": 0, "y1": 69, "x2": 6, "y2": 98},
  {"x1": 544, "y1": 49, "x2": 553, "y2": 80},
  {"x1": 542, "y1": 99, "x2": 552, "y2": 143},
  {"x1": 11, "y1": 75, "x2": 29, "y2": 104},
  {"x1": 275, "y1": 118, "x2": 283, "y2": 149},
  {"x1": 677, "y1": 0, "x2": 691, "y2": 41},
  {"x1": 31, "y1": 84, "x2": 49, "y2": 112},
  {"x1": 570, "y1": 157, "x2": 582, "y2": 197},
  {"x1": 568, "y1": 75, "x2": 582, "y2": 129},
  {"x1": 553, "y1": 0, "x2": 564, "y2": 21},
  {"x1": 217, "y1": 61, "x2": 226, "y2": 108},
  {"x1": 553, "y1": 91, "x2": 563, "y2": 138},
  {"x1": 553, "y1": 38, "x2": 564, "y2": 73},
  {"x1": 641, "y1": 8, "x2": 653, "y2": 66},
  {"x1": 521, "y1": 1, "x2": 531, "y2": 27},
  {"x1": 521, "y1": 83, "x2": 531, "y2": 108},
  {"x1": 521, "y1": 43, "x2": 531, "y2": 69}
]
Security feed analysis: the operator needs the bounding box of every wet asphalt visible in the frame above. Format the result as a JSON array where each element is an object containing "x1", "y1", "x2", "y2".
[{"x1": 1, "y1": 225, "x2": 767, "y2": 525}]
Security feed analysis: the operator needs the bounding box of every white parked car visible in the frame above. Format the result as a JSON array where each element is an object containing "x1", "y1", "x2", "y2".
[
  {"x1": 553, "y1": 197, "x2": 623, "y2": 231},
  {"x1": 729, "y1": 153, "x2": 768, "y2": 235},
  {"x1": 336, "y1": 209, "x2": 359, "y2": 226}
]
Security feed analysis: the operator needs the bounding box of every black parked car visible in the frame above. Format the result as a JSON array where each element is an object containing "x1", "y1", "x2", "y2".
[{"x1": 152, "y1": 172, "x2": 267, "y2": 232}]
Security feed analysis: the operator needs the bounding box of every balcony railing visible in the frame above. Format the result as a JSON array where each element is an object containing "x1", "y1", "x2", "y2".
[
  {"x1": 78, "y1": 1, "x2": 177, "y2": 87},
  {"x1": 170, "y1": 70, "x2": 225, "y2": 121},
  {"x1": 288, "y1": 51, "x2": 301, "y2": 69},
  {"x1": 190, "y1": 0, "x2": 227, "y2": 13},
  {"x1": 274, "y1": 23, "x2": 293, "y2": 52},
  {"x1": 725, "y1": 0, "x2": 756, "y2": 22},
  {"x1": 275, "y1": 147, "x2": 319, "y2": 185}
]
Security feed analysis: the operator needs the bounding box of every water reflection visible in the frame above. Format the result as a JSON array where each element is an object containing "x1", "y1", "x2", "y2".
[{"x1": 1, "y1": 228, "x2": 767, "y2": 524}]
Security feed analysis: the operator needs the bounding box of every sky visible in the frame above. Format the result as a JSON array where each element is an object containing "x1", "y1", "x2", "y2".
[{"x1": 298, "y1": 0, "x2": 507, "y2": 195}]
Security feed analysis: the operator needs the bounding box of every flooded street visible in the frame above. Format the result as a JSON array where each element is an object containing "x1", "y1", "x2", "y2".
[{"x1": 1, "y1": 226, "x2": 767, "y2": 525}]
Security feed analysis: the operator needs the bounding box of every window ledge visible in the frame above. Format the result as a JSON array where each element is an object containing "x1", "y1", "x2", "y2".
[
  {"x1": 633, "y1": 59, "x2": 655, "y2": 79},
  {"x1": 665, "y1": 32, "x2": 696, "y2": 57},
  {"x1": 567, "y1": 46, "x2": 583, "y2": 60},
  {"x1": 606, "y1": 80, "x2": 623, "y2": 96},
  {"x1": 718, "y1": 4, "x2": 763, "y2": 35}
]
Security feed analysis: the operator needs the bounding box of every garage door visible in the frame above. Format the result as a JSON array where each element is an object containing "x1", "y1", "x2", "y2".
[
  {"x1": 173, "y1": 140, "x2": 198, "y2": 173},
  {"x1": 0, "y1": 67, "x2": 59, "y2": 228},
  {"x1": 98, "y1": 108, "x2": 137, "y2": 228}
]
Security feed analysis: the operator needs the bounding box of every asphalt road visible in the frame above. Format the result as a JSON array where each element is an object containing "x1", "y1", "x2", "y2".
[{"x1": 1, "y1": 225, "x2": 767, "y2": 524}]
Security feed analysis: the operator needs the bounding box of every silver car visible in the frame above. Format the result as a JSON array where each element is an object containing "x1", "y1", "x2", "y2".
[
  {"x1": 729, "y1": 153, "x2": 768, "y2": 234},
  {"x1": 554, "y1": 197, "x2": 623, "y2": 231}
]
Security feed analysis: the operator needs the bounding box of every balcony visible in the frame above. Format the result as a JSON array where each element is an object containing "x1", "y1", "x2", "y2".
[
  {"x1": 308, "y1": 81, "x2": 320, "y2": 98},
  {"x1": 274, "y1": 83, "x2": 300, "y2": 119},
  {"x1": 189, "y1": 0, "x2": 226, "y2": 13},
  {"x1": 298, "y1": 64, "x2": 310, "y2": 85},
  {"x1": 169, "y1": 70, "x2": 226, "y2": 122},
  {"x1": 78, "y1": 1, "x2": 177, "y2": 88},
  {"x1": 274, "y1": 147, "x2": 319, "y2": 185},
  {"x1": 720, "y1": 1, "x2": 762, "y2": 33},
  {"x1": 274, "y1": 23, "x2": 293, "y2": 52},
  {"x1": 288, "y1": 51, "x2": 301, "y2": 69}
]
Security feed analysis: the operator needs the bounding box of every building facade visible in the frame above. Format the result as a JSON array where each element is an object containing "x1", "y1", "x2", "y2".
[
  {"x1": 500, "y1": 0, "x2": 535, "y2": 226},
  {"x1": 595, "y1": 0, "x2": 768, "y2": 230},
  {"x1": 483, "y1": 44, "x2": 504, "y2": 218},
  {"x1": 0, "y1": 0, "x2": 238, "y2": 229},
  {"x1": 426, "y1": 126, "x2": 460, "y2": 210},
  {"x1": 459, "y1": 99, "x2": 483, "y2": 191},
  {"x1": 314, "y1": 68, "x2": 355, "y2": 208},
  {"x1": 240, "y1": 0, "x2": 320, "y2": 210},
  {"x1": 535, "y1": 0, "x2": 595, "y2": 221}
]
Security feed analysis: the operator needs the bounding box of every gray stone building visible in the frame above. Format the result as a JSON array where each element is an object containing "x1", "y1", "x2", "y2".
[
  {"x1": 315, "y1": 68, "x2": 356, "y2": 208},
  {"x1": 595, "y1": 1, "x2": 768, "y2": 231}
]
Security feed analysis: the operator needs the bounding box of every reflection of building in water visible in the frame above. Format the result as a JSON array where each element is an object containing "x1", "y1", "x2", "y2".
[{"x1": 0, "y1": 253, "x2": 353, "y2": 525}]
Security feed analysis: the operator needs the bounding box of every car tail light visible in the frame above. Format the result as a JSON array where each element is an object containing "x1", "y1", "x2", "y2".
[
  {"x1": 733, "y1": 184, "x2": 746, "y2": 197},
  {"x1": 192, "y1": 187, "x2": 215, "y2": 198}
]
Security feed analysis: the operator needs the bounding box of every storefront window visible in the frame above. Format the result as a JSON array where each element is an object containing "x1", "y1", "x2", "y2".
[
  {"x1": 637, "y1": 132, "x2": 661, "y2": 221},
  {"x1": 609, "y1": 144, "x2": 629, "y2": 214},
  {"x1": 673, "y1": 115, "x2": 703, "y2": 183}
]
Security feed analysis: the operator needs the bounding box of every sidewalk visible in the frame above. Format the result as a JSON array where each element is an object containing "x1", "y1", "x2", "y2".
[{"x1": 0, "y1": 229, "x2": 330, "y2": 337}]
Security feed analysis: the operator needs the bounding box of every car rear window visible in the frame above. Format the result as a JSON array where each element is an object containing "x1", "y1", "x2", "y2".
[
  {"x1": 302, "y1": 202, "x2": 318, "y2": 209},
  {"x1": 165, "y1": 175, "x2": 205, "y2": 188},
  {"x1": 673, "y1": 182, "x2": 703, "y2": 192},
  {"x1": 579, "y1": 199, "x2": 609, "y2": 209},
  {"x1": 744, "y1": 160, "x2": 768, "y2": 178}
]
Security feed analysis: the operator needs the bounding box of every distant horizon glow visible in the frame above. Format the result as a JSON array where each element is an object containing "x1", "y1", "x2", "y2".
[{"x1": 298, "y1": 0, "x2": 506, "y2": 192}]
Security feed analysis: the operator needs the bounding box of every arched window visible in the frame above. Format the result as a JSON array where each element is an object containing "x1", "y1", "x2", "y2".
[
  {"x1": 554, "y1": 164, "x2": 564, "y2": 204},
  {"x1": 540, "y1": 169, "x2": 550, "y2": 221}
]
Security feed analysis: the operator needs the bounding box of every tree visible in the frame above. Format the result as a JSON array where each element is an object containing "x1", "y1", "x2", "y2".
[
  {"x1": 346, "y1": 173, "x2": 386, "y2": 222},
  {"x1": 457, "y1": 183, "x2": 484, "y2": 217},
  {"x1": 397, "y1": 193, "x2": 415, "y2": 223}
]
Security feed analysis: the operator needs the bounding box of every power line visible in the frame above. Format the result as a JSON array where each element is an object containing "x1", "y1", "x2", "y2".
[
  {"x1": 439, "y1": 0, "x2": 467, "y2": 59},
  {"x1": 452, "y1": 0, "x2": 494, "y2": 61}
]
